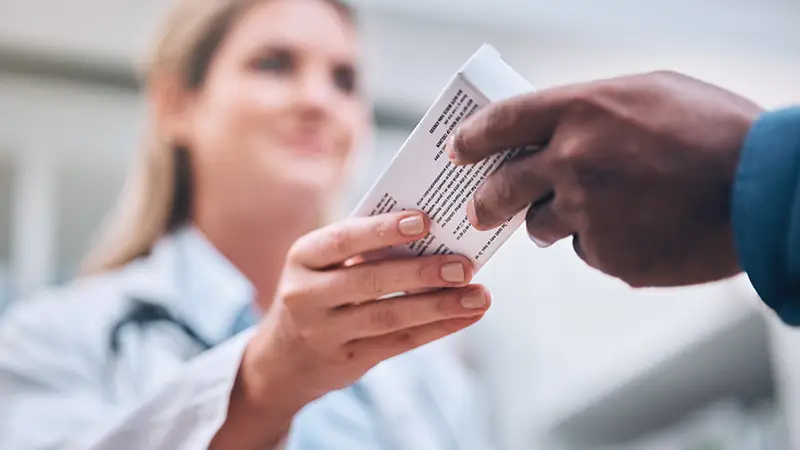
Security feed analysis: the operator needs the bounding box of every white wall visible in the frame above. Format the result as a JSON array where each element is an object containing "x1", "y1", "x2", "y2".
[
  {"x1": 0, "y1": 71, "x2": 139, "y2": 285},
  {"x1": 3, "y1": 0, "x2": 798, "y2": 113}
]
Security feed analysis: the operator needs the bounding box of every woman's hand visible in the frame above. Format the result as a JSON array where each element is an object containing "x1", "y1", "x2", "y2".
[
  {"x1": 250, "y1": 209, "x2": 489, "y2": 403},
  {"x1": 213, "y1": 211, "x2": 490, "y2": 449}
]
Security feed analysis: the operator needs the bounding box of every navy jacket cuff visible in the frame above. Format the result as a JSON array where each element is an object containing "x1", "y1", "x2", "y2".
[{"x1": 732, "y1": 107, "x2": 800, "y2": 325}]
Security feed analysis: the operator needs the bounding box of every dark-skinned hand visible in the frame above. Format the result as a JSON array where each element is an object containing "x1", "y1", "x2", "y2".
[{"x1": 448, "y1": 71, "x2": 763, "y2": 287}]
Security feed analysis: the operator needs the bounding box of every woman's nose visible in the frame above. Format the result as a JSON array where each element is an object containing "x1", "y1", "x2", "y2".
[{"x1": 294, "y1": 71, "x2": 338, "y2": 120}]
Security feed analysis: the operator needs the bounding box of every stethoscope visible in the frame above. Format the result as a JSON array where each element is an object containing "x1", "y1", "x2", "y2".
[
  {"x1": 104, "y1": 294, "x2": 215, "y2": 405},
  {"x1": 108, "y1": 298, "x2": 212, "y2": 358},
  {"x1": 106, "y1": 154, "x2": 212, "y2": 358},
  {"x1": 106, "y1": 297, "x2": 462, "y2": 450},
  {"x1": 107, "y1": 223, "x2": 214, "y2": 359},
  {"x1": 104, "y1": 238, "x2": 462, "y2": 450}
]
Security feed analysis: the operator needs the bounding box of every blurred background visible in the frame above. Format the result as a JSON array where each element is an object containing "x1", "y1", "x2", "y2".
[{"x1": 0, "y1": 0, "x2": 799, "y2": 449}]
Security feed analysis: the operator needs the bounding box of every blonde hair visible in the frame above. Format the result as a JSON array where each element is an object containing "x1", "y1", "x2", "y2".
[{"x1": 81, "y1": 0, "x2": 355, "y2": 275}]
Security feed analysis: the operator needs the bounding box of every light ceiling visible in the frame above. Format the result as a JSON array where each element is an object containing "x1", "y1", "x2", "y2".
[{"x1": 353, "y1": 0, "x2": 799, "y2": 46}]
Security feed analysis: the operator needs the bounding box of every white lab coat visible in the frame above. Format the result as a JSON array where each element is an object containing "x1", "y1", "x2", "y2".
[{"x1": 0, "y1": 227, "x2": 494, "y2": 450}]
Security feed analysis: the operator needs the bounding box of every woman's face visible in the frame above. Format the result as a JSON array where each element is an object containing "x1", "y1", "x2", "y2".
[{"x1": 174, "y1": 0, "x2": 367, "y2": 226}]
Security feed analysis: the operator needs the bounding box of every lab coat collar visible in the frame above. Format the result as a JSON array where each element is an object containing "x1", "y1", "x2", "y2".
[{"x1": 128, "y1": 225, "x2": 257, "y2": 347}]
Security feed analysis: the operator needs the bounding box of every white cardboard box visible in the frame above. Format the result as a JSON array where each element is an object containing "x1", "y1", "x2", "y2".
[{"x1": 352, "y1": 44, "x2": 536, "y2": 272}]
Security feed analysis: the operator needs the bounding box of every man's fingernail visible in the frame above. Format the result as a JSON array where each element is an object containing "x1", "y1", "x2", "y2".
[
  {"x1": 466, "y1": 201, "x2": 477, "y2": 224},
  {"x1": 466, "y1": 201, "x2": 485, "y2": 230},
  {"x1": 446, "y1": 135, "x2": 459, "y2": 162},
  {"x1": 461, "y1": 290, "x2": 487, "y2": 310},
  {"x1": 531, "y1": 236, "x2": 553, "y2": 248},
  {"x1": 441, "y1": 262, "x2": 466, "y2": 283},
  {"x1": 398, "y1": 215, "x2": 425, "y2": 236}
]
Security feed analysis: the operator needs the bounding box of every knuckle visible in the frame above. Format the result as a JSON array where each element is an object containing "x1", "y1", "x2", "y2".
[
  {"x1": 434, "y1": 293, "x2": 456, "y2": 315},
  {"x1": 647, "y1": 70, "x2": 690, "y2": 93},
  {"x1": 280, "y1": 286, "x2": 306, "y2": 308},
  {"x1": 565, "y1": 89, "x2": 599, "y2": 118},
  {"x1": 650, "y1": 69, "x2": 681, "y2": 81},
  {"x1": 356, "y1": 266, "x2": 384, "y2": 296},
  {"x1": 484, "y1": 103, "x2": 517, "y2": 134},
  {"x1": 331, "y1": 346, "x2": 357, "y2": 366},
  {"x1": 372, "y1": 218, "x2": 393, "y2": 241},
  {"x1": 286, "y1": 238, "x2": 308, "y2": 262},
  {"x1": 591, "y1": 80, "x2": 624, "y2": 103},
  {"x1": 551, "y1": 134, "x2": 587, "y2": 170},
  {"x1": 493, "y1": 175, "x2": 516, "y2": 207},
  {"x1": 295, "y1": 326, "x2": 314, "y2": 346},
  {"x1": 412, "y1": 261, "x2": 432, "y2": 288},
  {"x1": 417, "y1": 261, "x2": 429, "y2": 284},
  {"x1": 325, "y1": 227, "x2": 351, "y2": 257},
  {"x1": 370, "y1": 306, "x2": 400, "y2": 330},
  {"x1": 279, "y1": 277, "x2": 317, "y2": 308}
]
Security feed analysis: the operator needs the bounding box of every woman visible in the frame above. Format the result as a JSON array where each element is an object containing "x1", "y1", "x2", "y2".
[{"x1": 0, "y1": 0, "x2": 494, "y2": 449}]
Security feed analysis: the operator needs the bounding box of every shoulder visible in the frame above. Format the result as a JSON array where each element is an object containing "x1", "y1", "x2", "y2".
[
  {"x1": 0, "y1": 265, "x2": 144, "y2": 380},
  {"x1": 1, "y1": 267, "x2": 136, "y2": 337}
]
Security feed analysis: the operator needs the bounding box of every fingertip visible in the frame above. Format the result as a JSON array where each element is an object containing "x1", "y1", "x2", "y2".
[
  {"x1": 438, "y1": 254, "x2": 474, "y2": 286},
  {"x1": 420, "y1": 211, "x2": 433, "y2": 232},
  {"x1": 446, "y1": 133, "x2": 472, "y2": 166},
  {"x1": 398, "y1": 210, "x2": 431, "y2": 238},
  {"x1": 461, "y1": 284, "x2": 492, "y2": 312},
  {"x1": 530, "y1": 235, "x2": 555, "y2": 248},
  {"x1": 473, "y1": 284, "x2": 492, "y2": 308},
  {"x1": 462, "y1": 257, "x2": 477, "y2": 281},
  {"x1": 466, "y1": 201, "x2": 491, "y2": 231},
  {"x1": 466, "y1": 200, "x2": 478, "y2": 226},
  {"x1": 446, "y1": 135, "x2": 460, "y2": 164},
  {"x1": 412, "y1": 209, "x2": 432, "y2": 227}
]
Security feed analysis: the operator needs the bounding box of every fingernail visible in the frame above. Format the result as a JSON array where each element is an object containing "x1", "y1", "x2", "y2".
[
  {"x1": 446, "y1": 135, "x2": 459, "y2": 162},
  {"x1": 461, "y1": 290, "x2": 487, "y2": 310},
  {"x1": 531, "y1": 236, "x2": 553, "y2": 248},
  {"x1": 398, "y1": 215, "x2": 425, "y2": 236},
  {"x1": 441, "y1": 262, "x2": 466, "y2": 283},
  {"x1": 466, "y1": 201, "x2": 483, "y2": 230}
]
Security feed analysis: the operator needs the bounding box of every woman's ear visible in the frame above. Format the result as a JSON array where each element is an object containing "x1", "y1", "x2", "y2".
[{"x1": 146, "y1": 72, "x2": 197, "y2": 147}]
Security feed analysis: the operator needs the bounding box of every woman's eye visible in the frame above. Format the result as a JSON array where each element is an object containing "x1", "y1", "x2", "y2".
[
  {"x1": 252, "y1": 50, "x2": 293, "y2": 73},
  {"x1": 333, "y1": 66, "x2": 357, "y2": 94}
]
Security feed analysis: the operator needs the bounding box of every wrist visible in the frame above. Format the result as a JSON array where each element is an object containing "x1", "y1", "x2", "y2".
[
  {"x1": 210, "y1": 336, "x2": 307, "y2": 450},
  {"x1": 238, "y1": 333, "x2": 312, "y2": 415}
]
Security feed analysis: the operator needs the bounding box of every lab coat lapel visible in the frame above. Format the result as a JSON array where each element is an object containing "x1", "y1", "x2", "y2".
[{"x1": 108, "y1": 241, "x2": 191, "y2": 401}]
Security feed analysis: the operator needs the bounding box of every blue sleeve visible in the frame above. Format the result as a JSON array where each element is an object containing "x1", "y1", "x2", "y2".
[{"x1": 732, "y1": 106, "x2": 800, "y2": 325}]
